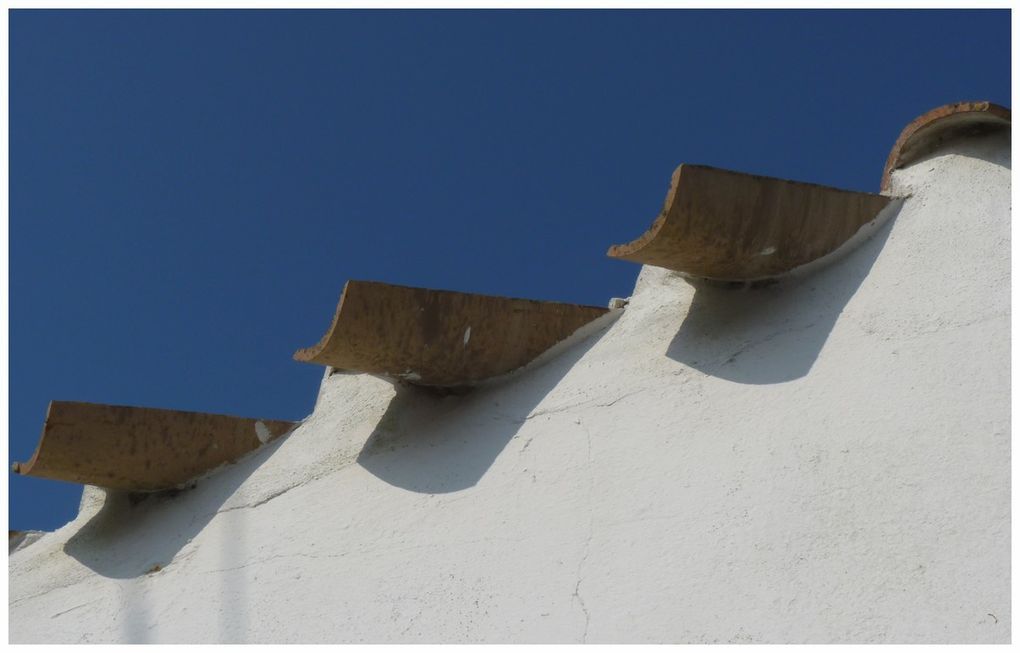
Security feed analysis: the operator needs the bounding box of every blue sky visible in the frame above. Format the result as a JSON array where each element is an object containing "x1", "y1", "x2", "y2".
[{"x1": 10, "y1": 9, "x2": 1011, "y2": 531}]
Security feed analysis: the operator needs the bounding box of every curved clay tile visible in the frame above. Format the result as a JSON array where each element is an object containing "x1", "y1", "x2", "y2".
[
  {"x1": 12, "y1": 401, "x2": 295, "y2": 492},
  {"x1": 294, "y1": 280, "x2": 609, "y2": 387},
  {"x1": 882, "y1": 101, "x2": 1011, "y2": 191},
  {"x1": 606, "y1": 164, "x2": 891, "y2": 281}
]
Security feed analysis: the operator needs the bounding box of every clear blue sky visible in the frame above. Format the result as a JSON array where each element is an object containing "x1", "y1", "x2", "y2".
[{"x1": 10, "y1": 9, "x2": 1011, "y2": 531}]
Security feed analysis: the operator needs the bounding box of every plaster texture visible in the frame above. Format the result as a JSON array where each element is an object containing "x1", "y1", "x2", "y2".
[{"x1": 8, "y1": 129, "x2": 1010, "y2": 643}]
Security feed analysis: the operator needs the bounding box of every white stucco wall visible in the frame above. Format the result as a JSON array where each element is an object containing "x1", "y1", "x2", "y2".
[{"x1": 9, "y1": 128, "x2": 1010, "y2": 644}]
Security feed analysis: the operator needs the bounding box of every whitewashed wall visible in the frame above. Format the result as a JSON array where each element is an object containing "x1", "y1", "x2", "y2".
[{"x1": 9, "y1": 128, "x2": 1010, "y2": 644}]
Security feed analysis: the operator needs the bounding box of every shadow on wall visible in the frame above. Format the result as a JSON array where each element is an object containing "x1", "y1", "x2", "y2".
[
  {"x1": 907, "y1": 126, "x2": 1012, "y2": 174},
  {"x1": 63, "y1": 431, "x2": 294, "y2": 580},
  {"x1": 671, "y1": 133, "x2": 1011, "y2": 385},
  {"x1": 666, "y1": 201, "x2": 903, "y2": 385},
  {"x1": 356, "y1": 315, "x2": 618, "y2": 494},
  {"x1": 60, "y1": 316, "x2": 618, "y2": 571}
]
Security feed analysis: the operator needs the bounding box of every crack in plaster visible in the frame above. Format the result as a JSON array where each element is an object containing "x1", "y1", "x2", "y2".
[
  {"x1": 572, "y1": 416, "x2": 595, "y2": 643},
  {"x1": 218, "y1": 484, "x2": 300, "y2": 515},
  {"x1": 11, "y1": 576, "x2": 91, "y2": 609},
  {"x1": 847, "y1": 312, "x2": 1007, "y2": 342},
  {"x1": 724, "y1": 320, "x2": 819, "y2": 365},
  {"x1": 202, "y1": 550, "x2": 350, "y2": 575},
  {"x1": 50, "y1": 599, "x2": 99, "y2": 620},
  {"x1": 526, "y1": 386, "x2": 659, "y2": 422}
]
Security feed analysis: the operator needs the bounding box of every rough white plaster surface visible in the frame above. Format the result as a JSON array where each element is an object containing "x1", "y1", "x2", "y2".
[{"x1": 9, "y1": 130, "x2": 1010, "y2": 644}]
